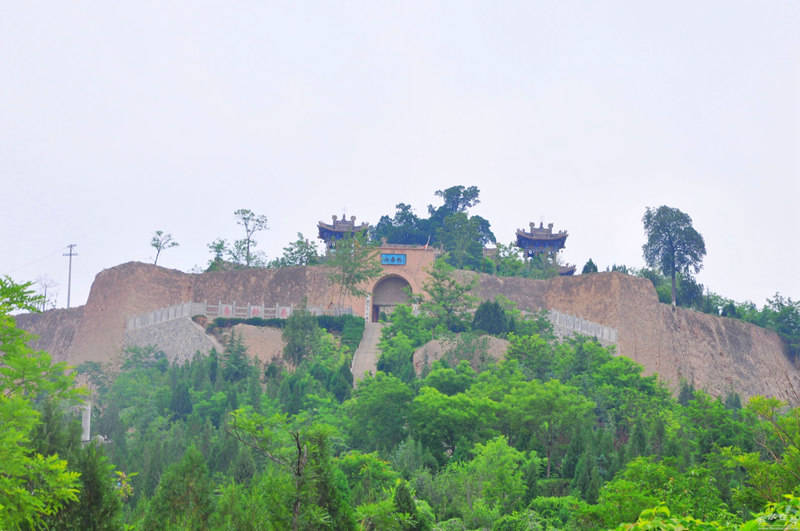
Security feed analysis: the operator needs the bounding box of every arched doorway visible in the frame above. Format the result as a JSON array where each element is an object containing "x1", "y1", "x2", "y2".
[{"x1": 371, "y1": 275, "x2": 411, "y2": 322}]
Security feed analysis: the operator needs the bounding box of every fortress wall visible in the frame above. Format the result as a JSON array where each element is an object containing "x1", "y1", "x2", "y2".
[
  {"x1": 66, "y1": 263, "x2": 193, "y2": 364},
  {"x1": 191, "y1": 266, "x2": 312, "y2": 308},
  {"x1": 63, "y1": 263, "x2": 343, "y2": 364},
  {"x1": 14, "y1": 306, "x2": 84, "y2": 362}
]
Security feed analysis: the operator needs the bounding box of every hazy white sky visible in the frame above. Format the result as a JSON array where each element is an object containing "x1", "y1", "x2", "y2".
[{"x1": 2, "y1": 1, "x2": 798, "y2": 308}]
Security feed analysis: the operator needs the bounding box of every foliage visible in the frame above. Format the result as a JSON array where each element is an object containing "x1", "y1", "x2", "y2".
[
  {"x1": 282, "y1": 307, "x2": 323, "y2": 367},
  {"x1": 326, "y1": 232, "x2": 383, "y2": 305},
  {"x1": 490, "y1": 242, "x2": 560, "y2": 280},
  {"x1": 761, "y1": 294, "x2": 800, "y2": 361},
  {"x1": 206, "y1": 208, "x2": 269, "y2": 269},
  {"x1": 143, "y1": 445, "x2": 213, "y2": 529},
  {"x1": 373, "y1": 186, "x2": 495, "y2": 271},
  {"x1": 234, "y1": 208, "x2": 269, "y2": 267},
  {"x1": 582, "y1": 258, "x2": 598, "y2": 274},
  {"x1": 642, "y1": 205, "x2": 706, "y2": 306},
  {"x1": 270, "y1": 232, "x2": 321, "y2": 268},
  {"x1": 419, "y1": 257, "x2": 477, "y2": 333},
  {"x1": 345, "y1": 372, "x2": 414, "y2": 453},
  {"x1": 150, "y1": 229, "x2": 178, "y2": 266},
  {"x1": 435, "y1": 212, "x2": 489, "y2": 270},
  {"x1": 229, "y1": 409, "x2": 356, "y2": 530},
  {"x1": 42, "y1": 262, "x2": 800, "y2": 529},
  {"x1": 490, "y1": 242, "x2": 527, "y2": 277},
  {"x1": 377, "y1": 331, "x2": 417, "y2": 383},
  {"x1": 0, "y1": 277, "x2": 84, "y2": 529},
  {"x1": 472, "y1": 300, "x2": 508, "y2": 336}
]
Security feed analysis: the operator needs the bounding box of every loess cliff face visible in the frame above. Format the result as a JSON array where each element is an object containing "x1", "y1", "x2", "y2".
[
  {"x1": 16, "y1": 262, "x2": 800, "y2": 405},
  {"x1": 476, "y1": 272, "x2": 799, "y2": 404},
  {"x1": 14, "y1": 306, "x2": 84, "y2": 363}
]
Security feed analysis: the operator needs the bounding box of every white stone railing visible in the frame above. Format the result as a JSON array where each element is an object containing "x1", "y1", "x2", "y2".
[{"x1": 547, "y1": 309, "x2": 617, "y2": 345}]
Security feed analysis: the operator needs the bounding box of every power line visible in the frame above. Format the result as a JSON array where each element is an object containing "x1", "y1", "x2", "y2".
[{"x1": 63, "y1": 244, "x2": 78, "y2": 309}]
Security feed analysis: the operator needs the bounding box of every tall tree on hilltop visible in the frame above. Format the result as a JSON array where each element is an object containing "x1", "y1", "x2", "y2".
[
  {"x1": 427, "y1": 186, "x2": 495, "y2": 270},
  {"x1": 271, "y1": 232, "x2": 320, "y2": 267},
  {"x1": 151, "y1": 230, "x2": 178, "y2": 265},
  {"x1": 642, "y1": 206, "x2": 706, "y2": 306},
  {"x1": 234, "y1": 208, "x2": 269, "y2": 267},
  {"x1": 429, "y1": 185, "x2": 481, "y2": 215}
]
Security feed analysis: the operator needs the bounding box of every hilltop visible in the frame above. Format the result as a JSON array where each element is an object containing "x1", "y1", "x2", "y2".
[{"x1": 16, "y1": 260, "x2": 800, "y2": 405}]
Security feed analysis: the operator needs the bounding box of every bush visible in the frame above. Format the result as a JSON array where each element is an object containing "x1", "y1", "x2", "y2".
[{"x1": 472, "y1": 300, "x2": 508, "y2": 335}]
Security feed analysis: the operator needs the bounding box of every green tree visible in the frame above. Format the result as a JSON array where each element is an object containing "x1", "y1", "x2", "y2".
[
  {"x1": 272, "y1": 232, "x2": 321, "y2": 267},
  {"x1": 492, "y1": 242, "x2": 526, "y2": 277},
  {"x1": 472, "y1": 300, "x2": 507, "y2": 336},
  {"x1": 422, "y1": 361, "x2": 475, "y2": 396},
  {"x1": 44, "y1": 442, "x2": 123, "y2": 531},
  {"x1": 642, "y1": 206, "x2": 706, "y2": 306},
  {"x1": 435, "y1": 212, "x2": 487, "y2": 270},
  {"x1": 0, "y1": 276, "x2": 83, "y2": 529},
  {"x1": 345, "y1": 372, "x2": 414, "y2": 453},
  {"x1": 229, "y1": 410, "x2": 356, "y2": 530},
  {"x1": 144, "y1": 444, "x2": 214, "y2": 529},
  {"x1": 376, "y1": 331, "x2": 417, "y2": 383},
  {"x1": 582, "y1": 258, "x2": 598, "y2": 274},
  {"x1": 430, "y1": 185, "x2": 481, "y2": 215},
  {"x1": 283, "y1": 307, "x2": 323, "y2": 367},
  {"x1": 234, "y1": 208, "x2": 269, "y2": 267},
  {"x1": 222, "y1": 331, "x2": 251, "y2": 382},
  {"x1": 336, "y1": 451, "x2": 399, "y2": 507},
  {"x1": 427, "y1": 186, "x2": 495, "y2": 247},
  {"x1": 506, "y1": 332, "x2": 553, "y2": 381},
  {"x1": 373, "y1": 203, "x2": 429, "y2": 246},
  {"x1": 723, "y1": 396, "x2": 800, "y2": 507},
  {"x1": 763, "y1": 293, "x2": 800, "y2": 360},
  {"x1": 150, "y1": 230, "x2": 179, "y2": 265},
  {"x1": 502, "y1": 379, "x2": 595, "y2": 478},
  {"x1": 206, "y1": 238, "x2": 228, "y2": 270},
  {"x1": 408, "y1": 387, "x2": 496, "y2": 465},
  {"x1": 419, "y1": 257, "x2": 477, "y2": 333},
  {"x1": 468, "y1": 435, "x2": 528, "y2": 514},
  {"x1": 326, "y1": 232, "x2": 383, "y2": 308}
]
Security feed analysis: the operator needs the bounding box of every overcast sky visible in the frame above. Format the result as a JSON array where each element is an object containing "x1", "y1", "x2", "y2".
[{"x1": 2, "y1": 1, "x2": 798, "y2": 309}]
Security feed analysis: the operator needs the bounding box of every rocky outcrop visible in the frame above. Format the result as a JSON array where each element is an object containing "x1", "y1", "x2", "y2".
[
  {"x1": 123, "y1": 318, "x2": 223, "y2": 364},
  {"x1": 413, "y1": 336, "x2": 510, "y2": 375}
]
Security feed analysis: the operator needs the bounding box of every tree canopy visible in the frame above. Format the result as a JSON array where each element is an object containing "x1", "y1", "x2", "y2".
[
  {"x1": 0, "y1": 277, "x2": 84, "y2": 528},
  {"x1": 642, "y1": 206, "x2": 706, "y2": 306}
]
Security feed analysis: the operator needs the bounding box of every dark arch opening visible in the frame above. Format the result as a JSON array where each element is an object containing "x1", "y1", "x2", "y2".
[{"x1": 371, "y1": 275, "x2": 411, "y2": 322}]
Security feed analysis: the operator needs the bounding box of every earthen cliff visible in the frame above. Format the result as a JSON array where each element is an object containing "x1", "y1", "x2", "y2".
[{"x1": 16, "y1": 262, "x2": 800, "y2": 405}]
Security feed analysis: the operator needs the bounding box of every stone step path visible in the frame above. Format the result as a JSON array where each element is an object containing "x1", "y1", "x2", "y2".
[{"x1": 351, "y1": 322, "x2": 385, "y2": 385}]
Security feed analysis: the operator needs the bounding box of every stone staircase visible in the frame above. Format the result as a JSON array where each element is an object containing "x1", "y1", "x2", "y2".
[{"x1": 351, "y1": 322, "x2": 385, "y2": 384}]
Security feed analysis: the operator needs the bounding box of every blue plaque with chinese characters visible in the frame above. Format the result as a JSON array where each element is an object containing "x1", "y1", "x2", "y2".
[{"x1": 381, "y1": 253, "x2": 407, "y2": 265}]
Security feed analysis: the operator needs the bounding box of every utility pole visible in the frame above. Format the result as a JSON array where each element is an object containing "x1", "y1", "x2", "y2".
[{"x1": 63, "y1": 244, "x2": 77, "y2": 308}]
